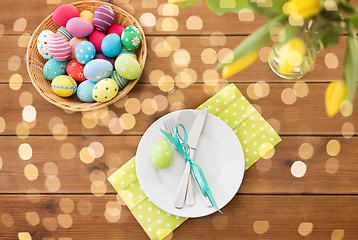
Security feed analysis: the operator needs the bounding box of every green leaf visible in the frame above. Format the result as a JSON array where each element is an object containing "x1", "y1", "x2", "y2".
[
  {"x1": 215, "y1": 14, "x2": 288, "y2": 70},
  {"x1": 343, "y1": 19, "x2": 357, "y2": 103},
  {"x1": 178, "y1": 0, "x2": 202, "y2": 8},
  {"x1": 248, "y1": 0, "x2": 287, "y2": 19},
  {"x1": 337, "y1": 1, "x2": 358, "y2": 14},
  {"x1": 205, "y1": 0, "x2": 254, "y2": 15},
  {"x1": 351, "y1": 16, "x2": 358, "y2": 28}
]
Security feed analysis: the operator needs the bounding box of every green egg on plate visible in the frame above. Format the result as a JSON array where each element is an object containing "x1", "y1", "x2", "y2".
[{"x1": 150, "y1": 139, "x2": 173, "y2": 169}]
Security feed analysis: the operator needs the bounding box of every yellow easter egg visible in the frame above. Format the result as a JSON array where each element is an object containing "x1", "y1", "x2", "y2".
[
  {"x1": 51, "y1": 75, "x2": 77, "y2": 97},
  {"x1": 80, "y1": 10, "x2": 94, "y2": 24},
  {"x1": 92, "y1": 78, "x2": 119, "y2": 102}
]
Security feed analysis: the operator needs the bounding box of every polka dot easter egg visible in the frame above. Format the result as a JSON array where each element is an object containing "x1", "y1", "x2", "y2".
[
  {"x1": 84, "y1": 59, "x2": 113, "y2": 82},
  {"x1": 49, "y1": 33, "x2": 71, "y2": 61},
  {"x1": 43, "y1": 58, "x2": 69, "y2": 81},
  {"x1": 111, "y1": 71, "x2": 128, "y2": 90},
  {"x1": 118, "y1": 49, "x2": 137, "y2": 60},
  {"x1": 93, "y1": 5, "x2": 114, "y2": 32},
  {"x1": 66, "y1": 17, "x2": 94, "y2": 38},
  {"x1": 66, "y1": 59, "x2": 86, "y2": 82},
  {"x1": 92, "y1": 78, "x2": 118, "y2": 103},
  {"x1": 75, "y1": 41, "x2": 95, "y2": 64},
  {"x1": 101, "y1": 33, "x2": 122, "y2": 58},
  {"x1": 121, "y1": 26, "x2": 141, "y2": 50},
  {"x1": 115, "y1": 55, "x2": 141, "y2": 80},
  {"x1": 69, "y1": 37, "x2": 86, "y2": 59},
  {"x1": 51, "y1": 75, "x2": 77, "y2": 97},
  {"x1": 56, "y1": 26, "x2": 72, "y2": 41},
  {"x1": 150, "y1": 139, "x2": 173, "y2": 169},
  {"x1": 37, "y1": 30, "x2": 54, "y2": 59},
  {"x1": 77, "y1": 80, "x2": 96, "y2": 102}
]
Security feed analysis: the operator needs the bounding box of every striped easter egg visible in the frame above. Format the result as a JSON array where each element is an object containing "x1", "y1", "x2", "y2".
[
  {"x1": 49, "y1": 33, "x2": 71, "y2": 61},
  {"x1": 51, "y1": 75, "x2": 77, "y2": 97},
  {"x1": 93, "y1": 5, "x2": 114, "y2": 32},
  {"x1": 56, "y1": 26, "x2": 73, "y2": 41},
  {"x1": 111, "y1": 71, "x2": 128, "y2": 90}
]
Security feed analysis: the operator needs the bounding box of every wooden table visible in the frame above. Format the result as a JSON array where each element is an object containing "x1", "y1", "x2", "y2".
[{"x1": 1, "y1": 0, "x2": 358, "y2": 239}]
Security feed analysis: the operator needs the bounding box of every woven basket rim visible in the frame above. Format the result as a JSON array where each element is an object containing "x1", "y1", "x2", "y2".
[{"x1": 26, "y1": 0, "x2": 147, "y2": 112}]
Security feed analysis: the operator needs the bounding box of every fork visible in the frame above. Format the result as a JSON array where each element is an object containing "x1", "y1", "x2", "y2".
[{"x1": 164, "y1": 118, "x2": 196, "y2": 207}]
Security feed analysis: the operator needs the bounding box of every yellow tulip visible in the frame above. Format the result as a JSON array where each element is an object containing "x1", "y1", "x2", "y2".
[
  {"x1": 325, "y1": 81, "x2": 348, "y2": 117},
  {"x1": 283, "y1": 0, "x2": 323, "y2": 19},
  {"x1": 278, "y1": 37, "x2": 306, "y2": 75},
  {"x1": 222, "y1": 51, "x2": 258, "y2": 79}
]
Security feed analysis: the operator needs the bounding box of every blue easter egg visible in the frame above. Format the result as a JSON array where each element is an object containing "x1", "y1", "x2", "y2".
[
  {"x1": 43, "y1": 58, "x2": 69, "y2": 81},
  {"x1": 83, "y1": 59, "x2": 113, "y2": 82},
  {"x1": 118, "y1": 48, "x2": 137, "y2": 60},
  {"x1": 77, "y1": 80, "x2": 96, "y2": 102},
  {"x1": 101, "y1": 33, "x2": 122, "y2": 58},
  {"x1": 75, "y1": 41, "x2": 95, "y2": 65}
]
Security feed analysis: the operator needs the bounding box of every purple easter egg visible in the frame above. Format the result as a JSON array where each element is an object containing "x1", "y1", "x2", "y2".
[
  {"x1": 93, "y1": 5, "x2": 114, "y2": 32},
  {"x1": 95, "y1": 53, "x2": 114, "y2": 67}
]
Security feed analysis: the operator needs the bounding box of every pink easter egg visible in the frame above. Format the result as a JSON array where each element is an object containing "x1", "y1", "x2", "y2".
[
  {"x1": 69, "y1": 37, "x2": 87, "y2": 59},
  {"x1": 66, "y1": 17, "x2": 94, "y2": 38},
  {"x1": 49, "y1": 33, "x2": 71, "y2": 61},
  {"x1": 93, "y1": 5, "x2": 114, "y2": 32},
  {"x1": 88, "y1": 31, "x2": 106, "y2": 54},
  {"x1": 52, "y1": 4, "x2": 79, "y2": 27},
  {"x1": 107, "y1": 24, "x2": 125, "y2": 36}
]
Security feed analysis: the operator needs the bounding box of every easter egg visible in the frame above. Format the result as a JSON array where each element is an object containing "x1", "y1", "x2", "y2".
[
  {"x1": 84, "y1": 59, "x2": 113, "y2": 82},
  {"x1": 49, "y1": 33, "x2": 71, "y2": 61},
  {"x1": 93, "y1": 5, "x2": 114, "y2": 31},
  {"x1": 92, "y1": 78, "x2": 119, "y2": 102},
  {"x1": 121, "y1": 26, "x2": 141, "y2": 50},
  {"x1": 101, "y1": 33, "x2": 122, "y2": 58},
  {"x1": 107, "y1": 24, "x2": 125, "y2": 36},
  {"x1": 56, "y1": 26, "x2": 73, "y2": 41},
  {"x1": 150, "y1": 139, "x2": 173, "y2": 169},
  {"x1": 111, "y1": 71, "x2": 128, "y2": 90},
  {"x1": 66, "y1": 59, "x2": 86, "y2": 82},
  {"x1": 80, "y1": 10, "x2": 94, "y2": 23},
  {"x1": 52, "y1": 4, "x2": 79, "y2": 26},
  {"x1": 69, "y1": 37, "x2": 86, "y2": 59},
  {"x1": 115, "y1": 55, "x2": 141, "y2": 80},
  {"x1": 118, "y1": 49, "x2": 137, "y2": 60},
  {"x1": 43, "y1": 58, "x2": 69, "y2": 81},
  {"x1": 75, "y1": 41, "x2": 95, "y2": 64},
  {"x1": 51, "y1": 75, "x2": 77, "y2": 97},
  {"x1": 66, "y1": 17, "x2": 94, "y2": 38},
  {"x1": 88, "y1": 31, "x2": 106, "y2": 53},
  {"x1": 37, "y1": 30, "x2": 54, "y2": 59},
  {"x1": 95, "y1": 53, "x2": 114, "y2": 67},
  {"x1": 77, "y1": 80, "x2": 96, "y2": 102}
]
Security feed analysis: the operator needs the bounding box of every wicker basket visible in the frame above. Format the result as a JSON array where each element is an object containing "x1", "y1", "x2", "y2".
[{"x1": 26, "y1": 1, "x2": 147, "y2": 111}]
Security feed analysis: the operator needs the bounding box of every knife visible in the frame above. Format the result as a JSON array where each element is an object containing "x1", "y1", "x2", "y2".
[{"x1": 174, "y1": 107, "x2": 212, "y2": 208}]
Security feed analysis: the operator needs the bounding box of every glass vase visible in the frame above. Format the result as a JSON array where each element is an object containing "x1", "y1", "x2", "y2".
[{"x1": 268, "y1": 28, "x2": 321, "y2": 80}]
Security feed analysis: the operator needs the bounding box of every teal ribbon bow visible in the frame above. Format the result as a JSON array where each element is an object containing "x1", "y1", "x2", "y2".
[{"x1": 160, "y1": 124, "x2": 222, "y2": 214}]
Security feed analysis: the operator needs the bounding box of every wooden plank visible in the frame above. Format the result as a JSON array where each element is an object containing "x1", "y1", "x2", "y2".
[
  {"x1": 0, "y1": 83, "x2": 357, "y2": 136},
  {"x1": 0, "y1": 135, "x2": 357, "y2": 194},
  {"x1": 0, "y1": 194, "x2": 357, "y2": 239},
  {"x1": 0, "y1": 35, "x2": 346, "y2": 84},
  {"x1": 0, "y1": 0, "x2": 268, "y2": 36}
]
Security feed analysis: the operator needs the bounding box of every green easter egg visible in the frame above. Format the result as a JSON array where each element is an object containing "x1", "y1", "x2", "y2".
[
  {"x1": 150, "y1": 139, "x2": 173, "y2": 169},
  {"x1": 115, "y1": 55, "x2": 141, "y2": 80},
  {"x1": 121, "y1": 26, "x2": 141, "y2": 50}
]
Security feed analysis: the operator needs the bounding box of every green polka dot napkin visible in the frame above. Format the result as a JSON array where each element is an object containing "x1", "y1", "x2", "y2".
[{"x1": 108, "y1": 83, "x2": 281, "y2": 240}]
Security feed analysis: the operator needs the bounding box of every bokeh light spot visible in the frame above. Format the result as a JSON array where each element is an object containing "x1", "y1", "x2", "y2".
[
  {"x1": 8, "y1": 55, "x2": 21, "y2": 71},
  {"x1": 239, "y1": 8, "x2": 255, "y2": 21},
  {"x1": 203, "y1": 69, "x2": 219, "y2": 86},
  {"x1": 326, "y1": 139, "x2": 340, "y2": 156},
  {"x1": 158, "y1": 75, "x2": 175, "y2": 92},
  {"x1": 218, "y1": 48, "x2": 234, "y2": 64},
  {"x1": 9, "y1": 73, "x2": 23, "y2": 90},
  {"x1": 210, "y1": 31, "x2": 226, "y2": 46},
  {"x1": 153, "y1": 95, "x2": 168, "y2": 111},
  {"x1": 108, "y1": 118, "x2": 124, "y2": 134},
  {"x1": 26, "y1": 212, "x2": 40, "y2": 226},
  {"x1": 13, "y1": 18, "x2": 27, "y2": 31},
  {"x1": 43, "y1": 162, "x2": 58, "y2": 177},
  {"x1": 281, "y1": 88, "x2": 297, "y2": 105},
  {"x1": 325, "y1": 53, "x2": 339, "y2": 69},
  {"x1": 325, "y1": 158, "x2": 339, "y2": 174},
  {"x1": 43, "y1": 217, "x2": 57, "y2": 231},
  {"x1": 125, "y1": 98, "x2": 141, "y2": 114},
  {"x1": 211, "y1": 214, "x2": 228, "y2": 230},
  {"x1": 57, "y1": 214, "x2": 73, "y2": 228},
  {"x1": 19, "y1": 92, "x2": 33, "y2": 107},
  {"x1": 142, "y1": 98, "x2": 158, "y2": 115},
  {"x1": 89, "y1": 141, "x2": 104, "y2": 158},
  {"x1": 22, "y1": 106, "x2": 37, "y2": 123},
  {"x1": 0, "y1": 117, "x2": 5, "y2": 133},
  {"x1": 298, "y1": 143, "x2": 314, "y2": 160},
  {"x1": 45, "y1": 176, "x2": 61, "y2": 192},
  {"x1": 259, "y1": 47, "x2": 271, "y2": 62},
  {"x1": 186, "y1": 16, "x2": 203, "y2": 30},
  {"x1": 59, "y1": 198, "x2": 75, "y2": 214},
  {"x1": 1, "y1": 213, "x2": 14, "y2": 227},
  {"x1": 291, "y1": 161, "x2": 307, "y2": 178},
  {"x1": 331, "y1": 229, "x2": 345, "y2": 240},
  {"x1": 91, "y1": 180, "x2": 107, "y2": 197},
  {"x1": 139, "y1": 13, "x2": 156, "y2": 27},
  {"x1": 158, "y1": 3, "x2": 179, "y2": 16},
  {"x1": 298, "y1": 222, "x2": 313, "y2": 236},
  {"x1": 253, "y1": 220, "x2": 269, "y2": 234},
  {"x1": 77, "y1": 200, "x2": 93, "y2": 216},
  {"x1": 60, "y1": 143, "x2": 76, "y2": 160},
  {"x1": 256, "y1": 158, "x2": 272, "y2": 173},
  {"x1": 342, "y1": 122, "x2": 354, "y2": 139},
  {"x1": 79, "y1": 147, "x2": 96, "y2": 164},
  {"x1": 173, "y1": 49, "x2": 191, "y2": 66},
  {"x1": 293, "y1": 81, "x2": 309, "y2": 98},
  {"x1": 19, "y1": 143, "x2": 32, "y2": 160},
  {"x1": 120, "y1": 113, "x2": 136, "y2": 130},
  {"x1": 201, "y1": 48, "x2": 217, "y2": 64}
]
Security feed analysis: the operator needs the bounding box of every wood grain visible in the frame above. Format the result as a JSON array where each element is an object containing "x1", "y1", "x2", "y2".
[
  {"x1": 0, "y1": 136, "x2": 356, "y2": 194},
  {"x1": 0, "y1": 194, "x2": 357, "y2": 239}
]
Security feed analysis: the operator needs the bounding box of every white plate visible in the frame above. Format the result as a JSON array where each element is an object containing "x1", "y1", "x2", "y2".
[{"x1": 136, "y1": 110, "x2": 245, "y2": 218}]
